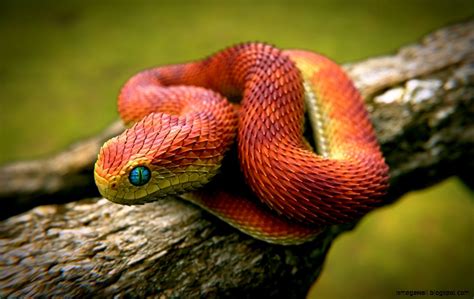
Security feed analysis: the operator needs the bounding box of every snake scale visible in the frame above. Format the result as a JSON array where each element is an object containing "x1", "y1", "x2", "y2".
[{"x1": 94, "y1": 43, "x2": 389, "y2": 245}]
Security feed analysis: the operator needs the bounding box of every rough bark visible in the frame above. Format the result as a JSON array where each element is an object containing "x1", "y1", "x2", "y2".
[
  {"x1": 0, "y1": 121, "x2": 125, "y2": 219},
  {"x1": 1, "y1": 20, "x2": 473, "y2": 298}
]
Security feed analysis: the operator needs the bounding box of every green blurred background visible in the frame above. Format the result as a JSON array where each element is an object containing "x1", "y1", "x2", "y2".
[{"x1": 0, "y1": 1, "x2": 472, "y2": 298}]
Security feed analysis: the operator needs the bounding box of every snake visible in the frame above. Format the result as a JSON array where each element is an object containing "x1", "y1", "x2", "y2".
[{"x1": 94, "y1": 43, "x2": 389, "y2": 245}]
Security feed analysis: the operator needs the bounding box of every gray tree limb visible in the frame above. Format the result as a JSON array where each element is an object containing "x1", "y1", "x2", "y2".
[{"x1": 1, "y1": 20, "x2": 473, "y2": 298}]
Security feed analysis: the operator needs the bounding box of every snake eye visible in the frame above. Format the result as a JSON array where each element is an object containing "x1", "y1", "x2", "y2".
[{"x1": 129, "y1": 166, "x2": 151, "y2": 186}]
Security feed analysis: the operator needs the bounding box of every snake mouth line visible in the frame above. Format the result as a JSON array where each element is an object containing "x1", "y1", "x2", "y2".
[{"x1": 95, "y1": 179, "x2": 180, "y2": 204}]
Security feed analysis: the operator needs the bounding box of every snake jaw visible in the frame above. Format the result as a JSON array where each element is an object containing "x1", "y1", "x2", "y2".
[{"x1": 94, "y1": 158, "x2": 222, "y2": 205}]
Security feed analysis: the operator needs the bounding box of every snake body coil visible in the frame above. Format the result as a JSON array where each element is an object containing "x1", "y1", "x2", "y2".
[{"x1": 94, "y1": 43, "x2": 389, "y2": 245}]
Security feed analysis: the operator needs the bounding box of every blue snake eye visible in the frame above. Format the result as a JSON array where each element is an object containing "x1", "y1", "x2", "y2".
[{"x1": 129, "y1": 166, "x2": 151, "y2": 186}]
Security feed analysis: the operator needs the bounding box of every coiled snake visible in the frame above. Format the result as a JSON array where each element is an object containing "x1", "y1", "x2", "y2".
[{"x1": 94, "y1": 43, "x2": 389, "y2": 245}]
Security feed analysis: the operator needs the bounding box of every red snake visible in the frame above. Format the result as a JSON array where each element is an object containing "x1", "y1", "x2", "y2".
[{"x1": 94, "y1": 43, "x2": 389, "y2": 245}]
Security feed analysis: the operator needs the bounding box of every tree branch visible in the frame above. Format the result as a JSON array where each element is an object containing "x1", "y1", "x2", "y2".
[{"x1": 1, "y1": 20, "x2": 473, "y2": 298}]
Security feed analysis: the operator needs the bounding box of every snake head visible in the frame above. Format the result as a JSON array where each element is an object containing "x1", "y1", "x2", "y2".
[
  {"x1": 94, "y1": 112, "x2": 226, "y2": 205},
  {"x1": 94, "y1": 122, "x2": 158, "y2": 205}
]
